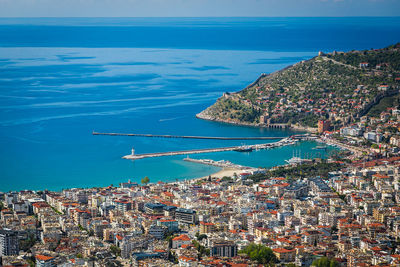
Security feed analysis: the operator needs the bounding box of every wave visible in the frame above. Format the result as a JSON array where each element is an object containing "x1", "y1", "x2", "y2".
[
  {"x1": 0, "y1": 98, "x2": 211, "y2": 126},
  {"x1": 159, "y1": 116, "x2": 186, "y2": 122},
  {"x1": 0, "y1": 92, "x2": 220, "y2": 109}
]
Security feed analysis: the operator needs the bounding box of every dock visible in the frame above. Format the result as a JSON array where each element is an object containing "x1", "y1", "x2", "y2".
[
  {"x1": 183, "y1": 158, "x2": 249, "y2": 170},
  {"x1": 123, "y1": 138, "x2": 297, "y2": 160},
  {"x1": 93, "y1": 131, "x2": 286, "y2": 140}
]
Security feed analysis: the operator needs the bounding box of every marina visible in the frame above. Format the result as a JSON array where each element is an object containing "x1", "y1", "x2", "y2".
[
  {"x1": 123, "y1": 137, "x2": 298, "y2": 160},
  {"x1": 183, "y1": 157, "x2": 250, "y2": 170}
]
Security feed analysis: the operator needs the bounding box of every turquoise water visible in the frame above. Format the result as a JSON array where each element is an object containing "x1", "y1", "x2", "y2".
[{"x1": 0, "y1": 17, "x2": 399, "y2": 192}]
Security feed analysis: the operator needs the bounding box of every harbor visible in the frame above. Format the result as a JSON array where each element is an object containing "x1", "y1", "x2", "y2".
[
  {"x1": 93, "y1": 131, "x2": 287, "y2": 140},
  {"x1": 183, "y1": 157, "x2": 250, "y2": 170},
  {"x1": 123, "y1": 137, "x2": 298, "y2": 160}
]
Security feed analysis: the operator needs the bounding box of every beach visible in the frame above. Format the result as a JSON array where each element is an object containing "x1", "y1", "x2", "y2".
[{"x1": 196, "y1": 167, "x2": 243, "y2": 181}]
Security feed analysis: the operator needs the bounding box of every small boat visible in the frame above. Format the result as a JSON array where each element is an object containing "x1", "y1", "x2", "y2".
[
  {"x1": 285, "y1": 156, "x2": 304, "y2": 164},
  {"x1": 234, "y1": 145, "x2": 253, "y2": 152},
  {"x1": 313, "y1": 145, "x2": 328, "y2": 150}
]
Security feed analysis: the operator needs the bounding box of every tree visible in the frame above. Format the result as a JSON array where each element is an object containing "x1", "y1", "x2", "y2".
[
  {"x1": 239, "y1": 243, "x2": 277, "y2": 264},
  {"x1": 192, "y1": 240, "x2": 209, "y2": 258},
  {"x1": 19, "y1": 233, "x2": 36, "y2": 252},
  {"x1": 312, "y1": 257, "x2": 338, "y2": 267},
  {"x1": 141, "y1": 176, "x2": 150, "y2": 185},
  {"x1": 110, "y1": 245, "x2": 121, "y2": 256},
  {"x1": 197, "y1": 234, "x2": 208, "y2": 241}
]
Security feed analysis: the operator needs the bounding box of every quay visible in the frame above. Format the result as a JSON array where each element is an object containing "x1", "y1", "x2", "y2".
[
  {"x1": 123, "y1": 138, "x2": 297, "y2": 160},
  {"x1": 183, "y1": 157, "x2": 249, "y2": 170},
  {"x1": 93, "y1": 131, "x2": 286, "y2": 140}
]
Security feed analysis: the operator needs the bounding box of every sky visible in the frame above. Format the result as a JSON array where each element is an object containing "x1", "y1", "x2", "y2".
[{"x1": 0, "y1": 0, "x2": 399, "y2": 17}]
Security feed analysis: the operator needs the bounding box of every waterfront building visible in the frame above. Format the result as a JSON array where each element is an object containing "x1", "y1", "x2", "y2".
[
  {"x1": 120, "y1": 180, "x2": 138, "y2": 189},
  {"x1": 340, "y1": 126, "x2": 364, "y2": 137},
  {"x1": 364, "y1": 131, "x2": 383, "y2": 143},
  {"x1": 318, "y1": 120, "x2": 331, "y2": 134}
]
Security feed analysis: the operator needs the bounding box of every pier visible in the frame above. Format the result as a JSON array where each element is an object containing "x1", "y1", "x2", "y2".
[
  {"x1": 92, "y1": 131, "x2": 286, "y2": 140},
  {"x1": 123, "y1": 138, "x2": 297, "y2": 160},
  {"x1": 183, "y1": 157, "x2": 250, "y2": 170}
]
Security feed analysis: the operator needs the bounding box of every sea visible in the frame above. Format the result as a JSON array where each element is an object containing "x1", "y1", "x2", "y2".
[{"x1": 0, "y1": 17, "x2": 399, "y2": 192}]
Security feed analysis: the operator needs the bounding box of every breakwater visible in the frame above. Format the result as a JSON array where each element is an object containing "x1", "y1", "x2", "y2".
[
  {"x1": 93, "y1": 131, "x2": 286, "y2": 140},
  {"x1": 183, "y1": 158, "x2": 249, "y2": 170},
  {"x1": 123, "y1": 138, "x2": 297, "y2": 160}
]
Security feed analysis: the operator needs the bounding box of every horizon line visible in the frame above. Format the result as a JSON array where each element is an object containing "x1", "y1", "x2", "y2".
[{"x1": 1, "y1": 16, "x2": 400, "y2": 19}]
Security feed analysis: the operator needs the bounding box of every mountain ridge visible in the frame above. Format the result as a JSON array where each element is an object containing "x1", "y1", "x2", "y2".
[{"x1": 197, "y1": 44, "x2": 400, "y2": 131}]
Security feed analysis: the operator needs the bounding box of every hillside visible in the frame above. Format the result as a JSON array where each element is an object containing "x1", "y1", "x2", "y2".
[{"x1": 197, "y1": 44, "x2": 400, "y2": 129}]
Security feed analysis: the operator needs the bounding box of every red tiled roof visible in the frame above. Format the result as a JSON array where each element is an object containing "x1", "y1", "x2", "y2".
[
  {"x1": 36, "y1": 255, "x2": 54, "y2": 261},
  {"x1": 200, "y1": 221, "x2": 214, "y2": 226},
  {"x1": 163, "y1": 192, "x2": 174, "y2": 197},
  {"x1": 173, "y1": 234, "x2": 190, "y2": 241},
  {"x1": 273, "y1": 248, "x2": 295, "y2": 253},
  {"x1": 179, "y1": 256, "x2": 196, "y2": 262}
]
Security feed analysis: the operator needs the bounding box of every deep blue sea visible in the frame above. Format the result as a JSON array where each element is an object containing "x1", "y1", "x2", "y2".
[{"x1": 0, "y1": 17, "x2": 399, "y2": 192}]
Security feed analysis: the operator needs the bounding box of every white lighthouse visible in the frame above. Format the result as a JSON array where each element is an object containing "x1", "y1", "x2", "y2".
[{"x1": 131, "y1": 147, "x2": 135, "y2": 156}]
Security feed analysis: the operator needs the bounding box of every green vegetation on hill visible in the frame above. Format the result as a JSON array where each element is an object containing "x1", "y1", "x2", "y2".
[
  {"x1": 239, "y1": 243, "x2": 277, "y2": 265},
  {"x1": 312, "y1": 256, "x2": 339, "y2": 267},
  {"x1": 199, "y1": 44, "x2": 400, "y2": 128},
  {"x1": 330, "y1": 43, "x2": 400, "y2": 71},
  {"x1": 368, "y1": 94, "x2": 400, "y2": 117},
  {"x1": 207, "y1": 97, "x2": 262, "y2": 123},
  {"x1": 247, "y1": 162, "x2": 343, "y2": 182}
]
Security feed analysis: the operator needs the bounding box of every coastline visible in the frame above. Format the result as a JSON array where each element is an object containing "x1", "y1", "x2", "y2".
[
  {"x1": 196, "y1": 111, "x2": 316, "y2": 133},
  {"x1": 194, "y1": 167, "x2": 243, "y2": 182}
]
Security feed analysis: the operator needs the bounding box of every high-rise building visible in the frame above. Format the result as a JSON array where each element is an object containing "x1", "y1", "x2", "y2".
[
  {"x1": 209, "y1": 239, "x2": 237, "y2": 257},
  {"x1": 0, "y1": 229, "x2": 19, "y2": 256},
  {"x1": 175, "y1": 208, "x2": 196, "y2": 224},
  {"x1": 318, "y1": 120, "x2": 331, "y2": 134}
]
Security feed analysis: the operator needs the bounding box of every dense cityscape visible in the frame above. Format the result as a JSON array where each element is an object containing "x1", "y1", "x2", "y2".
[
  {"x1": 3, "y1": 91, "x2": 400, "y2": 266},
  {"x1": 0, "y1": 5, "x2": 399, "y2": 266}
]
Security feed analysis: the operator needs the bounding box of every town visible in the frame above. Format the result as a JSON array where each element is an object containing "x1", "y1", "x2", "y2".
[
  {"x1": 2, "y1": 104, "x2": 400, "y2": 266},
  {"x1": 2, "y1": 46, "x2": 400, "y2": 267}
]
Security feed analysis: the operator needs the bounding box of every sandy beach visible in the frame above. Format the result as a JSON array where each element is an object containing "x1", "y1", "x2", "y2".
[{"x1": 193, "y1": 167, "x2": 243, "y2": 182}]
